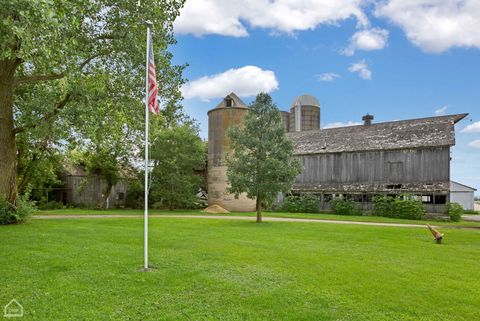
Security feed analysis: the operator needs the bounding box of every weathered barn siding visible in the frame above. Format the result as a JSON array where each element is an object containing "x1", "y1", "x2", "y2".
[
  {"x1": 294, "y1": 147, "x2": 450, "y2": 193},
  {"x1": 64, "y1": 175, "x2": 128, "y2": 207}
]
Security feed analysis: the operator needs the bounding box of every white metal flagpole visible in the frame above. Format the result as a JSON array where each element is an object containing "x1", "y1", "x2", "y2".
[{"x1": 144, "y1": 23, "x2": 151, "y2": 270}]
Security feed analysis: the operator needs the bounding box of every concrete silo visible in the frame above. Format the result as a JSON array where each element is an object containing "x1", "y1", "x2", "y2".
[
  {"x1": 289, "y1": 94, "x2": 320, "y2": 132},
  {"x1": 207, "y1": 93, "x2": 256, "y2": 212},
  {"x1": 280, "y1": 111, "x2": 290, "y2": 132}
]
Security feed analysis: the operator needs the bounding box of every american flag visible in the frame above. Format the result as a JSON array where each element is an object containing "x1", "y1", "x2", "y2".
[{"x1": 147, "y1": 30, "x2": 160, "y2": 114}]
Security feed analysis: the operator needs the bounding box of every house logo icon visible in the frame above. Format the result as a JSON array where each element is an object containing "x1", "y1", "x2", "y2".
[{"x1": 4, "y1": 299, "x2": 23, "y2": 318}]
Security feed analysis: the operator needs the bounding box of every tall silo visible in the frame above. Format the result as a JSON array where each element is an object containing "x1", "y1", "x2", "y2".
[
  {"x1": 207, "y1": 93, "x2": 256, "y2": 212},
  {"x1": 289, "y1": 94, "x2": 320, "y2": 131},
  {"x1": 280, "y1": 111, "x2": 290, "y2": 132}
]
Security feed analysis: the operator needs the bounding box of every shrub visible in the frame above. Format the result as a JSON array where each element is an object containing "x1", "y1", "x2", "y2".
[
  {"x1": 299, "y1": 194, "x2": 320, "y2": 213},
  {"x1": 445, "y1": 202, "x2": 463, "y2": 222},
  {"x1": 0, "y1": 195, "x2": 36, "y2": 225},
  {"x1": 372, "y1": 195, "x2": 425, "y2": 220},
  {"x1": 329, "y1": 198, "x2": 362, "y2": 216},
  {"x1": 37, "y1": 199, "x2": 64, "y2": 210},
  {"x1": 279, "y1": 194, "x2": 319, "y2": 213}
]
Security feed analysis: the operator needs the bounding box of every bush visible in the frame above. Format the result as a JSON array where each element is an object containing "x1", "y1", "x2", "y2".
[
  {"x1": 445, "y1": 202, "x2": 463, "y2": 222},
  {"x1": 279, "y1": 194, "x2": 319, "y2": 213},
  {"x1": 0, "y1": 195, "x2": 36, "y2": 225},
  {"x1": 330, "y1": 198, "x2": 362, "y2": 216},
  {"x1": 37, "y1": 199, "x2": 64, "y2": 210},
  {"x1": 372, "y1": 195, "x2": 425, "y2": 220}
]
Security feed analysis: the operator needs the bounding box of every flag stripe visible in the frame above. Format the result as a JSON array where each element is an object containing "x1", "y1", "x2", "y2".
[{"x1": 147, "y1": 30, "x2": 160, "y2": 114}]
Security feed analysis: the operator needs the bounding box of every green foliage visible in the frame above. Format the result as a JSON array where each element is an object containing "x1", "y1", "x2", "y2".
[
  {"x1": 0, "y1": 195, "x2": 36, "y2": 225},
  {"x1": 37, "y1": 199, "x2": 64, "y2": 210},
  {"x1": 227, "y1": 93, "x2": 303, "y2": 220},
  {"x1": 1, "y1": 0, "x2": 186, "y2": 206},
  {"x1": 330, "y1": 198, "x2": 362, "y2": 216},
  {"x1": 445, "y1": 202, "x2": 464, "y2": 222},
  {"x1": 279, "y1": 194, "x2": 319, "y2": 213},
  {"x1": 151, "y1": 123, "x2": 205, "y2": 210},
  {"x1": 372, "y1": 195, "x2": 426, "y2": 220},
  {"x1": 125, "y1": 178, "x2": 145, "y2": 209}
]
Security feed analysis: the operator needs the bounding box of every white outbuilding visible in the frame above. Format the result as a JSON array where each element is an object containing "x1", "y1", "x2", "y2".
[{"x1": 450, "y1": 181, "x2": 477, "y2": 211}]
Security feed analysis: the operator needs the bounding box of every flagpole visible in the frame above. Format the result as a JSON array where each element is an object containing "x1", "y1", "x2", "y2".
[{"x1": 144, "y1": 22, "x2": 151, "y2": 270}]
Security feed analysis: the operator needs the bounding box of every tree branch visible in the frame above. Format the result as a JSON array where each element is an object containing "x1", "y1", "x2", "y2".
[
  {"x1": 14, "y1": 73, "x2": 65, "y2": 86},
  {"x1": 13, "y1": 93, "x2": 72, "y2": 135}
]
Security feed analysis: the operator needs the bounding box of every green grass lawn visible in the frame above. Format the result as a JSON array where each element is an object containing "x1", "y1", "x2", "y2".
[
  {"x1": 1, "y1": 218, "x2": 479, "y2": 320},
  {"x1": 36, "y1": 208, "x2": 480, "y2": 228}
]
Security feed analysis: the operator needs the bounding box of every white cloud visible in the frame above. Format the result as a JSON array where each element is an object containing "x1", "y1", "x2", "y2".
[
  {"x1": 376, "y1": 0, "x2": 480, "y2": 53},
  {"x1": 435, "y1": 105, "x2": 448, "y2": 115},
  {"x1": 462, "y1": 121, "x2": 480, "y2": 133},
  {"x1": 468, "y1": 139, "x2": 480, "y2": 149},
  {"x1": 181, "y1": 66, "x2": 278, "y2": 101},
  {"x1": 348, "y1": 59, "x2": 372, "y2": 80},
  {"x1": 343, "y1": 28, "x2": 389, "y2": 56},
  {"x1": 324, "y1": 121, "x2": 362, "y2": 129},
  {"x1": 316, "y1": 72, "x2": 340, "y2": 82},
  {"x1": 174, "y1": 0, "x2": 368, "y2": 37}
]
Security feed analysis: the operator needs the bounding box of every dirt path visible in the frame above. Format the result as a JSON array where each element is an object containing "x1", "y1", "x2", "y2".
[{"x1": 32, "y1": 214, "x2": 479, "y2": 229}]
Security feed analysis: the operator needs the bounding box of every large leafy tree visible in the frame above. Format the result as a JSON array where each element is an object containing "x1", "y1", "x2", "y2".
[
  {"x1": 227, "y1": 93, "x2": 302, "y2": 223},
  {"x1": 0, "y1": 0, "x2": 185, "y2": 205},
  {"x1": 150, "y1": 121, "x2": 205, "y2": 210}
]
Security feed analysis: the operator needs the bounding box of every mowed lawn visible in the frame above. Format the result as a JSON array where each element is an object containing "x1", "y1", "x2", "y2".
[{"x1": 1, "y1": 218, "x2": 479, "y2": 320}]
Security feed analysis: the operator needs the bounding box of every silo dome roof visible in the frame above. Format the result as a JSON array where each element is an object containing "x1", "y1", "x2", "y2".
[{"x1": 291, "y1": 94, "x2": 320, "y2": 108}]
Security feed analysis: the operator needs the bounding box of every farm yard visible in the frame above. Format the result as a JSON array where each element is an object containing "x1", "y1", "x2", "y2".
[{"x1": 1, "y1": 215, "x2": 479, "y2": 320}]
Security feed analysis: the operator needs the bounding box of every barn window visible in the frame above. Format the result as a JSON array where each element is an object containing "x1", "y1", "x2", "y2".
[
  {"x1": 421, "y1": 195, "x2": 433, "y2": 203},
  {"x1": 434, "y1": 195, "x2": 447, "y2": 204},
  {"x1": 225, "y1": 97, "x2": 233, "y2": 107}
]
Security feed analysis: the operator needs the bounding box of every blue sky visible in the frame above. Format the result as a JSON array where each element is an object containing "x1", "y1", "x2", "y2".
[{"x1": 168, "y1": 0, "x2": 480, "y2": 194}]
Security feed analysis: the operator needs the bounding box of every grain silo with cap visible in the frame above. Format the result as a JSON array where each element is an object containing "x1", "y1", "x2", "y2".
[
  {"x1": 288, "y1": 94, "x2": 321, "y2": 132},
  {"x1": 207, "y1": 93, "x2": 256, "y2": 212}
]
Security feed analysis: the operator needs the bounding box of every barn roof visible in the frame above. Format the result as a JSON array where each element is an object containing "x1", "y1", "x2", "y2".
[
  {"x1": 288, "y1": 114, "x2": 468, "y2": 155},
  {"x1": 215, "y1": 92, "x2": 247, "y2": 109}
]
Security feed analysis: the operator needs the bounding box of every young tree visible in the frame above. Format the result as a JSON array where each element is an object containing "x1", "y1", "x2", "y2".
[
  {"x1": 0, "y1": 0, "x2": 185, "y2": 206},
  {"x1": 150, "y1": 122, "x2": 205, "y2": 211},
  {"x1": 227, "y1": 93, "x2": 302, "y2": 223}
]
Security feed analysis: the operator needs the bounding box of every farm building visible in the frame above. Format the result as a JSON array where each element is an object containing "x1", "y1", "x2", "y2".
[
  {"x1": 207, "y1": 93, "x2": 469, "y2": 213},
  {"x1": 450, "y1": 181, "x2": 476, "y2": 211},
  {"x1": 38, "y1": 165, "x2": 128, "y2": 208}
]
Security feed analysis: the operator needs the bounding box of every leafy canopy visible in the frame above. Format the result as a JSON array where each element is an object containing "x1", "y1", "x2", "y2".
[
  {"x1": 1, "y1": 0, "x2": 186, "y2": 201},
  {"x1": 151, "y1": 122, "x2": 206, "y2": 210},
  {"x1": 227, "y1": 93, "x2": 302, "y2": 219}
]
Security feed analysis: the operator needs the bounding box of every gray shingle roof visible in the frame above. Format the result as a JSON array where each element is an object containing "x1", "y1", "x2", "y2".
[{"x1": 288, "y1": 114, "x2": 468, "y2": 155}]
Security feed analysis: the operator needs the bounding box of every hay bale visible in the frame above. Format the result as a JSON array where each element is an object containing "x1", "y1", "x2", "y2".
[{"x1": 202, "y1": 204, "x2": 230, "y2": 214}]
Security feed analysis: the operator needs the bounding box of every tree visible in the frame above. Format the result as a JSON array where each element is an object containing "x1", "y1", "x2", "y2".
[
  {"x1": 227, "y1": 93, "x2": 302, "y2": 223},
  {"x1": 0, "y1": 0, "x2": 185, "y2": 206},
  {"x1": 150, "y1": 122, "x2": 205, "y2": 210}
]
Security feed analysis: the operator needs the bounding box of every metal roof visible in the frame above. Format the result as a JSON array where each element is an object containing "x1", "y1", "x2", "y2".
[
  {"x1": 288, "y1": 114, "x2": 468, "y2": 155},
  {"x1": 451, "y1": 181, "x2": 477, "y2": 192},
  {"x1": 215, "y1": 92, "x2": 247, "y2": 108},
  {"x1": 291, "y1": 94, "x2": 320, "y2": 108}
]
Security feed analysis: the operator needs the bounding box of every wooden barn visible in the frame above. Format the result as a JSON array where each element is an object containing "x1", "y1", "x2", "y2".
[
  {"x1": 206, "y1": 93, "x2": 469, "y2": 213},
  {"x1": 42, "y1": 165, "x2": 128, "y2": 208},
  {"x1": 287, "y1": 113, "x2": 468, "y2": 213}
]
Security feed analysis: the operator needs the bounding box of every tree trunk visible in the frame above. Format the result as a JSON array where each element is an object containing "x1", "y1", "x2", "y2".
[
  {"x1": 100, "y1": 183, "x2": 113, "y2": 209},
  {"x1": 0, "y1": 59, "x2": 19, "y2": 204},
  {"x1": 256, "y1": 197, "x2": 262, "y2": 223}
]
